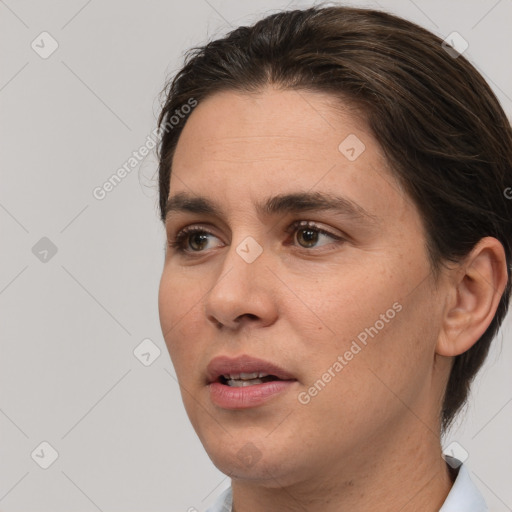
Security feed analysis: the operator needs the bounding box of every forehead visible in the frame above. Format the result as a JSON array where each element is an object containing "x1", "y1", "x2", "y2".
[{"x1": 173, "y1": 88, "x2": 369, "y2": 167}]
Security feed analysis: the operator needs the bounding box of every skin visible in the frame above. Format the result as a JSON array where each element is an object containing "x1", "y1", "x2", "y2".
[{"x1": 158, "y1": 87, "x2": 508, "y2": 512}]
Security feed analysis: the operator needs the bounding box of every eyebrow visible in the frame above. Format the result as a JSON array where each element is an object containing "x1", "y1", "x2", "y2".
[{"x1": 164, "y1": 191, "x2": 379, "y2": 225}]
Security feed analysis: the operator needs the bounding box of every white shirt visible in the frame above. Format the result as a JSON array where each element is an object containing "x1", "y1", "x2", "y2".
[{"x1": 205, "y1": 462, "x2": 487, "y2": 512}]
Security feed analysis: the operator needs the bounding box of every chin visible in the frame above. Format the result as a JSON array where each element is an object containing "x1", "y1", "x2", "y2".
[{"x1": 203, "y1": 435, "x2": 304, "y2": 486}]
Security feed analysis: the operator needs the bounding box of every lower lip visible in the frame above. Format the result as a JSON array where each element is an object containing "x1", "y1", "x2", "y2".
[{"x1": 208, "y1": 380, "x2": 297, "y2": 409}]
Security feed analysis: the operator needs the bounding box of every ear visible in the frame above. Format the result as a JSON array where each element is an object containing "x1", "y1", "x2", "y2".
[{"x1": 436, "y1": 237, "x2": 509, "y2": 357}]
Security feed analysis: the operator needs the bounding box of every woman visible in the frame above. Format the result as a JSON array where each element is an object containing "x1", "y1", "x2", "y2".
[{"x1": 156, "y1": 6, "x2": 511, "y2": 511}]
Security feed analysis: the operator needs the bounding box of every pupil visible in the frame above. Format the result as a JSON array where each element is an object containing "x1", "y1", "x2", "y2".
[
  {"x1": 191, "y1": 233, "x2": 208, "y2": 250},
  {"x1": 299, "y1": 228, "x2": 318, "y2": 247}
]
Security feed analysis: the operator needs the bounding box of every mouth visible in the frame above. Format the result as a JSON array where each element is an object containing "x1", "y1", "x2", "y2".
[
  {"x1": 206, "y1": 354, "x2": 296, "y2": 385},
  {"x1": 218, "y1": 372, "x2": 284, "y2": 387},
  {"x1": 206, "y1": 354, "x2": 298, "y2": 409}
]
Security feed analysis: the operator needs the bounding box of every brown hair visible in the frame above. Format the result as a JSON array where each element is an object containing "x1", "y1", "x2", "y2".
[{"x1": 156, "y1": 5, "x2": 512, "y2": 431}]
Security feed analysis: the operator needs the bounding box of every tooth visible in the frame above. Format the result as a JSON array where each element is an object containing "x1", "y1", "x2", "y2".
[
  {"x1": 223, "y1": 373, "x2": 240, "y2": 380},
  {"x1": 227, "y1": 378, "x2": 265, "y2": 387},
  {"x1": 239, "y1": 372, "x2": 259, "y2": 380}
]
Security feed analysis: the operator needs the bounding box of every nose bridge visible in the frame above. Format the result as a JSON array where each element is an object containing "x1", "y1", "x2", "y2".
[
  {"x1": 221, "y1": 208, "x2": 267, "y2": 270},
  {"x1": 214, "y1": 230, "x2": 267, "y2": 299}
]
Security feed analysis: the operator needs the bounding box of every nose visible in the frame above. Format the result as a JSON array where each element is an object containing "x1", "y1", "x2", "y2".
[{"x1": 203, "y1": 239, "x2": 278, "y2": 331}]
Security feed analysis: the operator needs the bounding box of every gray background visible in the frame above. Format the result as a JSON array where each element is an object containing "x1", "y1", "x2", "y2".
[{"x1": 0, "y1": 0, "x2": 511, "y2": 510}]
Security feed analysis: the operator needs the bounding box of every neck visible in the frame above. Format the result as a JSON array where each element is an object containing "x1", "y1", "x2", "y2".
[{"x1": 230, "y1": 416, "x2": 454, "y2": 512}]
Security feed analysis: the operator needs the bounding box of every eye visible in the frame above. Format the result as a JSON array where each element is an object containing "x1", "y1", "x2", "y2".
[
  {"x1": 285, "y1": 220, "x2": 343, "y2": 249},
  {"x1": 168, "y1": 225, "x2": 221, "y2": 254},
  {"x1": 167, "y1": 220, "x2": 344, "y2": 255}
]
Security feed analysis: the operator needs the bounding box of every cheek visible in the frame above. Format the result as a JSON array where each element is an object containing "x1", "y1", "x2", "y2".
[
  {"x1": 158, "y1": 270, "x2": 177, "y2": 343},
  {"x1": 291, "y1": 302, "x2": 433, "y2": 446},
  {"x1": 290, "y1": 256, "x2": 432, "y2": 395},
  {"x1": 288, "y1": 260, "x2": 394, "y2": 347},
  {"x1": 158, "y1": 268, "x2": 204, "y2": 367}
]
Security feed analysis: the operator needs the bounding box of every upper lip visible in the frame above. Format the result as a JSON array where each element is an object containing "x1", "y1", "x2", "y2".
[{"x1": 206, "y1": 354, "x2": 296, "y2": 383}]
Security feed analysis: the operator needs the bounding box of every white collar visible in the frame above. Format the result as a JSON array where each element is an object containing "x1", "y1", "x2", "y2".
[
  {"x1": 206, "y1": 463, "x2": 487, "y2": 512},
  {"x1": 439, "y1": 463, "x2": 488, "y2": 511},
  {"x1": 206, "y1": 485, "x2": 232, "y2": 512}
]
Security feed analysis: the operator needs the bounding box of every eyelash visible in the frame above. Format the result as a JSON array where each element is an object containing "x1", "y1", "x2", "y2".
[{"x1": 167, "y1": 220, "x2": 344, "y2": 255}]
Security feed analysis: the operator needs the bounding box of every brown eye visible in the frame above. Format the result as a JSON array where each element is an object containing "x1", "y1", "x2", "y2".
[
  {"x1": 188, "y1": 232, "x2": 209, "y2": 251},
  {"x1": 168, "y1": 220, "x2": 344, "y2": 256},
  {"x1": 288, "y1": 220, "x2": 343, "y2": 249},
  {"x1": 168, "y1": 226, "x2": 220, "y2": 253},
  {"x1": 296, "y1": 226, "x2": 320, "y2": 248}
]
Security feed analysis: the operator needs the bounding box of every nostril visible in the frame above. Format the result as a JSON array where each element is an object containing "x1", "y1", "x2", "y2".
[{"x1": 236, "y1": 313, "x2": 258, "y2": 322}]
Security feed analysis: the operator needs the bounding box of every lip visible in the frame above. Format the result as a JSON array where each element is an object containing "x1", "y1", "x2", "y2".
[
  {"x1": 206, "y1": 354, "x2": 296, "y2": 384},
  {"x1": 206, "y1": 354, "x2": 298, "y2": 409}
]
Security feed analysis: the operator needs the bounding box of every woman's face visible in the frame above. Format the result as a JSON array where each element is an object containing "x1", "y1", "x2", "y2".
[{"x1": 158, "y1": 87, "x2": 449, "y2": 486}]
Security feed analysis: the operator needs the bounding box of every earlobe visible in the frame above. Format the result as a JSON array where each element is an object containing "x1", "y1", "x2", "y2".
[{"x1": 436, "y1": 237, "x2": 508, "y2": 357}]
